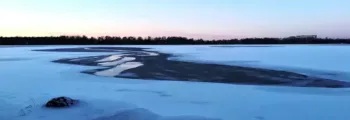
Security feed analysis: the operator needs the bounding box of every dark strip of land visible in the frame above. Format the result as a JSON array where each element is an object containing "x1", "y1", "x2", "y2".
[
  {"x1": 35, "y1": 47, "x2": 350, "y2": 88},
  {"x1": 2, "y1": 36, "x2": 350, "y2": 45}
]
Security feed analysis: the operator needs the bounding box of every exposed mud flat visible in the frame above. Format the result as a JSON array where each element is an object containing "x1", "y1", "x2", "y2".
[{"x1": 35, "y1": 47, "x2": 350, "y2": 88}]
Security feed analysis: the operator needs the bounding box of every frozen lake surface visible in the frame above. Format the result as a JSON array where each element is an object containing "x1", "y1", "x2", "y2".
[
  {"x1": 0, "y1": 45, "x2": 350, "y2": 120},
  {"x1": 34, "y1": 46, "x2": 350, "y2": 88}
]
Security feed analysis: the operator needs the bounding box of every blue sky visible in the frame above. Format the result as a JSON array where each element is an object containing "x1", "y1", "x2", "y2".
[{"x1": 0, "y1": 0, "x2": 349, "y2": 39}]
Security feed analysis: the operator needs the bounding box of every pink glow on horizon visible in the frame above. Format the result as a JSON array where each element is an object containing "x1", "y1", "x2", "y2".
[{"x1": 1, "y1": 0, "x2": 349, "y2": 39}]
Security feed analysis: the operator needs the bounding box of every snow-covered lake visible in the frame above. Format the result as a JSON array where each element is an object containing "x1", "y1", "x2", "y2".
[
  {"x1": 152, "y1": 45, "x2": 350, "y2": 81},
  {"x1": 0, "y1": 45, "x2": 350, "y2": 120}
]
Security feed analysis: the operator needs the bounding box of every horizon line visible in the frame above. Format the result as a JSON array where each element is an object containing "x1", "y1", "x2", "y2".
[{"x1": 0, "y1": 35, "x2": 349, "y2": 40}]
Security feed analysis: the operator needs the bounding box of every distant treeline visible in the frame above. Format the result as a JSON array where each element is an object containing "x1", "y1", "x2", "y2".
[{"x1": 0, "y1": 36, "x2": 350, "y2": 45}]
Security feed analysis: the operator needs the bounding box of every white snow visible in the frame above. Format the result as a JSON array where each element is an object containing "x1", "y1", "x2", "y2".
[
  {"x1": 140, "y1": 51, "x2": 159, "y2": 56},
  {"x1": 95, "y1": 62, "x2": 143, "y2": 77},
  {"x1": 96, "y1": 55, "x2": 123, "y2": 62},
  {"x1": 148, "y1": 45, "x2": 347, "y2": 71},
  {"x1": 98, "y1": 57, "x2": 136, "y2": 66},
  {"x1": 0, "y1": 45, "x2": 350, "y2": 120}
]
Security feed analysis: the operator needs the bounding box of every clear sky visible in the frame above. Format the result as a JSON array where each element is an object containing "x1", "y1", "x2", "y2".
[{"x1": 0, "y1": 0, "x2": 349, "y2": 39}]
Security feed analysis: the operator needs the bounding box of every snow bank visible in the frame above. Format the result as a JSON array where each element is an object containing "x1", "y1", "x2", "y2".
[
  {"x1": 98, "y1": 57, "x2": 136, "y2": 66},
  {"x1": 96, "y1": 55, "x2": 123, "y2": 62},
  {"x1": 140, "y1": 51, "x2": 159, "y2": 56},
  {"x1": 95, "y1": 62, "x2": 143, "y2": 76}
]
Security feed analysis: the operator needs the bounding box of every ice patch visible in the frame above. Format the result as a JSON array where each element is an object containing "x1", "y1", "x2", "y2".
[
  {"x1": 96, "y1": 55, "x2": 124, "y2": 62},
  {"x1": 98, "y1": 57, "x2": 135, "y2": 66},
  {"x1": 95, "y1": 62, "x2": 143, "y2": 76},
  {"x1": 141, "y1": 51, "x2": 159, "y2": 56}
]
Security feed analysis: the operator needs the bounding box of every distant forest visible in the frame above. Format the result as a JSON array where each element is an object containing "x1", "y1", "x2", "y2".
[{"x1": 0, "y1": 36, "x2": 350, "y2": 45}]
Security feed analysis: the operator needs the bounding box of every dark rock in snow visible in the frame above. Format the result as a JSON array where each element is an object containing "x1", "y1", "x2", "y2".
[{"x1": 45, "y1": 97, "x2": 78, "y2": 108}]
